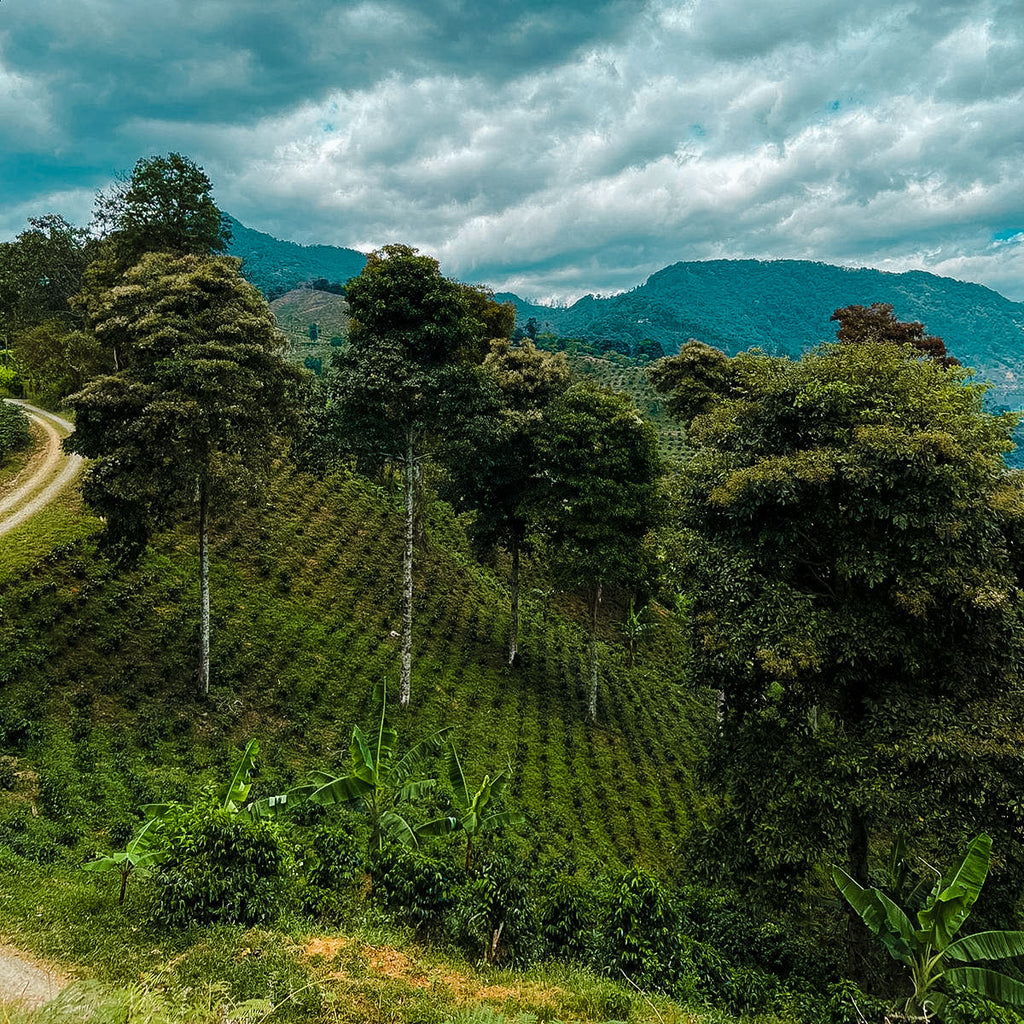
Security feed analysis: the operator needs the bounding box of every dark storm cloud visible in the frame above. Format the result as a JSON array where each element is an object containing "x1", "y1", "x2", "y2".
[{"x1": 3, "y1": 0, "x2": 1024, "y2": 301}]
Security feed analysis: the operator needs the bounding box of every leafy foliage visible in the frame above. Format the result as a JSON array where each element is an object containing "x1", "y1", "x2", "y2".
[
  {"x1": 835, "y1": 834, "x2": 1024, "y2": 1019},
  {"x1": 655, "y1": 339, "x2": 1024, "y2": 897},
  {"x1": 0, "y1": 400, "x2": 30, "y2": 460}
]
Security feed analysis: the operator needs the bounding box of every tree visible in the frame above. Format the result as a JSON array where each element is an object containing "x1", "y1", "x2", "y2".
[
  {"x1": 651, "y1": 339, "x2": 1024, "y2": 904},
  {"x1": 92, "y1": 152, "x2": 230, "y2": 269},
  {"x1": 64, "y1": 253, "x2": 302, "y2": 695},
  {"x1": 0, "y1": 215, "x2": 106, "y2": 399},
  {"x1": 326, "y1": 244, "x2": 511, "y2": 705},
  {"x1": 443, "y1": 339, "x2": 570, "y2": 664},
  {"x1": 294, "y1": 681, "x2": 451, "y2": 857},
  {"x1": 533, "y1": 381, "x2": 661, "y2": 721},
  {"x1": 422, "y1": 744, "x2": 524, "y2": 870},
  {"x1": 831, "y1": 302, "x2": 958, "y2": 367}
]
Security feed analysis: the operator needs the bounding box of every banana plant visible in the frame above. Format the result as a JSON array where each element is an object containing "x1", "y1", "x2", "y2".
[
  {"x1": 83, "y1": 811, "x2": 167, "y2": 906},
  {"x1": 834, "y1": 833, "x2": 1024, "y2": 1019},
  {"x1": 293, "y1": 680, "x2": 450, "y2": 853},
  {"x1": 421, "y1": 745, "x2": 524, "y2": 870}
]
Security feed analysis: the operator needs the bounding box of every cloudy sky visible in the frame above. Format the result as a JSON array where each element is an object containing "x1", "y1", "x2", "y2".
[{"x1": 2, "y1": 0, "x2": 1024, "y2": 302}]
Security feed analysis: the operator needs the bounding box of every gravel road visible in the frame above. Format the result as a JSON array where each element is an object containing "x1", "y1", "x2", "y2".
[
  {"x1": 0, "y1": 400, "x2": 83, "y2": 538},
  {"x1": 0, "y1": 944, "x2": 66, "y2": 1008}
]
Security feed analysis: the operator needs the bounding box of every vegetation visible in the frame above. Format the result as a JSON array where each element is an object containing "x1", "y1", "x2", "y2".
[
  {"x1": 0, "y1": 400, "x2": 30, "y2": 460},
  {"x1": 7, "y1": 152, "x2": 1024, "y2": 1024},
  {"x1": 64, "y1": 252, "x2": 303, "y2": 693}
]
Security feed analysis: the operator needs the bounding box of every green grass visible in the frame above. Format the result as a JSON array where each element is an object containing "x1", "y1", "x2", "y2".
[{"x1": 0, "y1": 853, "x2": 804, "y2": 1024}]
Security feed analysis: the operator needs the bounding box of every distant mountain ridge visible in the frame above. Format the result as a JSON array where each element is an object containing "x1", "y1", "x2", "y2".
[
  {"x1": 224, "y1": 215, "x2": 1024, "y2": 418},
  {"x1": 225, "y1": 215, "x2": 366, "y2": 297},
  {"x1": 497, "y1": 259, "x2": 1024, "y2": 415}
]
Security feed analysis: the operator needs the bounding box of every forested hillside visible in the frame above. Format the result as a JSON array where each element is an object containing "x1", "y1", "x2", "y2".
[
  {"x1": 500, "y1": 259, "x2": 1024, "y2": 413},
  {"x1": 225, "y1": 215, "x2": 366, "y2": 298}
]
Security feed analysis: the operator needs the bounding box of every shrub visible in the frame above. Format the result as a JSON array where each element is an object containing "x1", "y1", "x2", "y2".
[
  {"x1": 453, "y1": 846, "x2": 539, "y2": 967},
  {"x1": 539, "y1": 872, "x2": 597, "y2": 961},
  {"x1": 0, "y1": 400, "x2": 30, "y2": 459},
  {"x1": 148, "y1": 805, "x2": 289, "y2": 927},
  {"x1": 370, "y1": 843, "x2": 458, "y2": 937},
  {"x1": 301, "y1": 818, "x2": 364, "y2": 920},
  {"x1": 596, "y1": 867, "x2": 682, "y2": 990}
]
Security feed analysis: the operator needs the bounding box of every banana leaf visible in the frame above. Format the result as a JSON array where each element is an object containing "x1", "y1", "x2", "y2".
[
  {"x1": 833, "y1": 867, "x2": 915, "y2": 963},
  {"x1": 945, "y1": 967, "x2": 1024, "y2": 1009},
  {"x1": 946, "y1": 930, "x2": 1024, "y2": 963},
  {"x1": 917, "y1": 834, "x2": 991, "y2": 951},
  {"x1": 222, "y1": 739, "x2": 259, "y2": 812}
]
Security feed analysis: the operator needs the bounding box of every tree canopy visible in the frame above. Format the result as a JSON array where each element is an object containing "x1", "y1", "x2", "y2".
[
  {"x1": 92, "y1": 152, "x2": 231, "y2": 268},
  {"x1": 652, "y1": 338, "x2": 1024, "y2": 898},
  {"x1": 65, "y1": 252, "x2": 302, "y2": 691},
  {"x1": 533, "y1": 380, "x2": 661, "y2": 720}
]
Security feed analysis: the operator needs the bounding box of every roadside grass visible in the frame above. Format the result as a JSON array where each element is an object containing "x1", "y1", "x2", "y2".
[
  {"x1": 0, "y1": 481, "x2": 100, "y2": 584},
  {"x1": 0, "y1": 853, "x2": 801, "y2": 1024}
]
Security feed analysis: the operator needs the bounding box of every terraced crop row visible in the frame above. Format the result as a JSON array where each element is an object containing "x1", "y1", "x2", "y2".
[{"x1": 0, "y1": 465, "x2": 707, "y2": 867}]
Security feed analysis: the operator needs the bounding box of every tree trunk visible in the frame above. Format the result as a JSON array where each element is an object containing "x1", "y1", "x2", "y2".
[
  {"x1": 508, "y1": 534, "x2": 520, "y2": 666},
  {"x1": 587, "y1": 583, "x2": 602, "y2": 723},
  {"x1": 400, "y1": 437, "x2": 415, "y2": 706},
  {"x1": 198, "y1": 477, "x2": 210, "y2": 696},
  {"x1": 846, "y1": 807, "x2": 872, "y2": 980}
]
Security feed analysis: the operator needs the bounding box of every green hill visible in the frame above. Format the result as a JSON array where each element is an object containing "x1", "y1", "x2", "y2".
[
  {"x1": 225, "y1": 216, "x2": 366, "y2": 298},
  {"x1": 499, "y1": 259, "x2": 1024, "y2": 414},
  {"x1": 0, "y1": 463, "x2": 705, "y2": 871}
]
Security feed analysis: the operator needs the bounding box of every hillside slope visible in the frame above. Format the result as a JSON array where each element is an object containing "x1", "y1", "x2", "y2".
[
  {"x1": 499, "y1": 259, "x2": 1024, "y2": 413},
  {"x1": 0, "y1": 464, "x2": 705, "y2": 870},
  {"x1": 225, "y1": 217, "x2": 366, "y2": 297}
]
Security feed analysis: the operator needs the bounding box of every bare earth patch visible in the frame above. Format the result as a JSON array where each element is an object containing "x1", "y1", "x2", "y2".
[
  {"x1": 304, "y1": 937, "x2": 560, "y2": 1011},
  {"x1": 0, "y1": 943, "x2": 68, "y2": 1009}
]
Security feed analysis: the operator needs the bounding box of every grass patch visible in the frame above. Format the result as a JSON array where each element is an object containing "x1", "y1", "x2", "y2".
[
  {"x1": 0, "y1": 481, "x2": 100, "y2": 584},
  {"x1": 0, "y1": 854, "x2": 806, "y2": 1024}
]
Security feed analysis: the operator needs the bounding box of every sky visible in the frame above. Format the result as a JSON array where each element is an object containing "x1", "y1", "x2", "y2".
[{"x1": 3, "y1": 0, "x2": 1024, "y2": 304}]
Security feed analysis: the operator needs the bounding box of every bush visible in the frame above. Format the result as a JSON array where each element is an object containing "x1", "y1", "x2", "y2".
[
  {"x1": 148, "y1": 805, "x2": 289, "y2": 927},
  {"x1": 539, "y1": 872, "x2": 597, "y2": 961},
  {"x1": 370, "y1": 844, "x2": 458, "y2": 937},
  {"x1": 301, "y1": 818, "x2": 364, "y2": 921},
  {"x1": 453, "y1": 846, "x2": 539, "y2": 967},
  {"x1": 596, "y1": 867, "x2": 682, "y2": 990},
  {"x1": 0, "y1": 399, "x2": 30, "y2": 458}
]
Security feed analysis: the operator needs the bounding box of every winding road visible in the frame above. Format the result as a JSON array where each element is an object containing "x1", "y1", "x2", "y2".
[
  {"x1": 0, "y1": 402, "x2": 81, "y2": 1005},
  {"x1": 0, "y1": 400, "x2": 83, "y2": 538}
]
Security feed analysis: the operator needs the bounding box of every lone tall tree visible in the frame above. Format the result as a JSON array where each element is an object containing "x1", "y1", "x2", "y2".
[
  {"x1": 333, "y1": 245, "x2": 511, "y2": 704},
  {"x1": 534, "y1": 381, "x2": 661, "y2": 722},
  {"x1": 444, "y1": 339, "x2": 570, "y2": 665},
  {"x1": 65, "y1": 253, "x2": 301, "y2": 695}
]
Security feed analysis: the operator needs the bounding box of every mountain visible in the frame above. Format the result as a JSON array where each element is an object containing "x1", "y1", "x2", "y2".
[
  {"x1": 498, "y1": 259, "x2": 1024, "y2": 415},
  {"x1": 224, "y1": 215, "x2": 366, "y2": 297}
]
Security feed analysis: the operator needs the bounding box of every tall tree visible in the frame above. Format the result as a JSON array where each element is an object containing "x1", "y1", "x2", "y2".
[
  {"x1": 651, "y1": 339, "x2": 1024, "y2": 905},
  {"x1": 92, "y1": 152, "x2": 231, "y2": 270},
  {"x1": 533, "y1": 381, "x2": 661, "y2": 722},
  {"x1": 65, "y1": 253, "x2": 302, "y2": 695},
  {"x1": 443, "y1": 339, "x2": 570, "y2": 664},
  {"x1": 831, "y1": 302, "x2": 958, "y2": 367},
  {"x1": 328, "y1": 245, "x2": 511, "y2": 705},
  {"x1": 0, "y1": 216, "x2": 106, "y2": 398}
]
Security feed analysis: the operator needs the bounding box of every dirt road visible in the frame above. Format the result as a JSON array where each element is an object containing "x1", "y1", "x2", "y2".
[
  {"x1": 0, "y1": 944, "x2": 66, "y2": 1008},
  {"x1": 0, "y1": 400, "x2": 83, "y2": 538}
]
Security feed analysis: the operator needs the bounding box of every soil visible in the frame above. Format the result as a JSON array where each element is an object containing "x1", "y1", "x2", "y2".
[
  {"x1": 0, "y1": 401, "x2": 83, "y2": 538},
  {"x1": 0, "y1": 943, "x2": 67, "y2": 1009}
]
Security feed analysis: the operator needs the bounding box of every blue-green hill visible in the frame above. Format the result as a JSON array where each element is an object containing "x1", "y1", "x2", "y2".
[
  {"x1": 499, "y1": 259, "x2": 1024, "y2": 416},
  {"x1": 225, "y1": 216, "x2": 366, "y2": 298}
]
